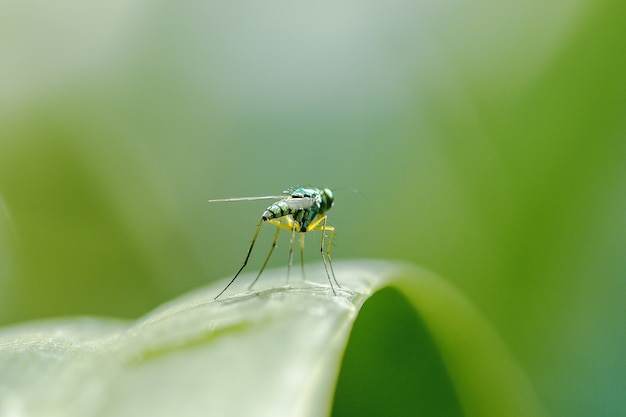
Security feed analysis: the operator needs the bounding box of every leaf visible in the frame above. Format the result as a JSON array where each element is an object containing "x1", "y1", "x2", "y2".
[{"x1": 0, "y1": 260, "x2": 547, "y2": 417}]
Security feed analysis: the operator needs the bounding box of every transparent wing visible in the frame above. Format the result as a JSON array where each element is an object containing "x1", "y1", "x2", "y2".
[
  {"x1": 282, "y1": 197, "x2": 315, "y2": 210},
  {"x1": 208, "y1": 195, "x2": 285, "y2": 203}
]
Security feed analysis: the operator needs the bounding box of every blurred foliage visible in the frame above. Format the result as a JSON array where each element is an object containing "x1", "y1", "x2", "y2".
[{"x1": 0, "y1": 0, "x2": 624, "y2": 416}]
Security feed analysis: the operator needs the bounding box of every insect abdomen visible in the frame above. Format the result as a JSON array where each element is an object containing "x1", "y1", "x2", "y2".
[{"x1": 262, "y1": 200, "x2": 292, "y2": 220}]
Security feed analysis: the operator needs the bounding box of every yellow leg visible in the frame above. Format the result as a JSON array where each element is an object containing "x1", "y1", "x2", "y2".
[
  {"x1": 299, "y1": 232, "x2": 306, "y2": 280},
  {"x1": 267, "y1": 217, "x2": 299, "y2": 232},
  {"x1": 287, "y1": 219, "x2": 297, "y2": 284},
  {"x1": 267, "y1": 217, "x2": 301, "y2": 285},
  {"x1": 215, "y1": 217, "x2": 264, "y2": 300},
  {"x1": 309, "y1": 215, "x2": 340, "y2": 294}
]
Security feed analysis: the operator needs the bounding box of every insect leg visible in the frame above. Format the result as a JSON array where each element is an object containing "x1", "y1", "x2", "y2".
[
  {"x1": 247, "y1": 223, "x2": 281, "y2": 290},
  {"x1": 264, "y1": 218, "x2": 301, "y2": 286},
  {"x1": 307, "y1": 215, "x2": 338, "y2": 294},
  {"x1": 299, "y1": 232, "x2": 306, "y2": 280},
  {"x1": 287, "y1": 219, "x2": 297, "y2": 284},
  {"x1": 323, "y1": 223, "x2": 340, "y2": 288},
  {"x1": 214, "y1": 217, "x2": 264, "y2": 300}
]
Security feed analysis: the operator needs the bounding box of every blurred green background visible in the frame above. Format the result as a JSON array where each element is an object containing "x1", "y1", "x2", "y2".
[{"x1": 0, "y1": 1, "x2": 624, "y2": 416}]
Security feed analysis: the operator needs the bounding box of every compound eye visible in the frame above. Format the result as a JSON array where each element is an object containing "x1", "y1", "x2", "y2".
[{"x1": 324, "y1": 189, "x2": 334, "y2": 205}]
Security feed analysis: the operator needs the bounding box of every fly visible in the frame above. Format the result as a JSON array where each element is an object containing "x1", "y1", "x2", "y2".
[{"x1": 209, "y1": 187, "x2": 340, "y2": 299}]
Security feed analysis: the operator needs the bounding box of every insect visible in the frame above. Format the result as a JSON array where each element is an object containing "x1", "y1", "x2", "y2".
[{"x1": 209, "y1": 187, "x2": 340, "y2": 299}]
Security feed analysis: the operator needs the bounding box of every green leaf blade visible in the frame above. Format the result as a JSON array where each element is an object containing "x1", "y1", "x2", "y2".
[{"x1": 0, "y1": 260, "x2": 547, "y2": 417}]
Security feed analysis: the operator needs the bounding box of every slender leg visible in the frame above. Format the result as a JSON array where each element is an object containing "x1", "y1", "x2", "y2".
[
  {"x1": 287, "y1": 220, "x2": 297, "y2": 284},
  {"x1": 322, "y1": 223, "x2": 340, "y2": 288},
  {"x1": 306, "y1": 215, "x2": 339, "y2": 294},
  {"x1": 319, "y1": 217, "x2": 337, "y2": 294},
  {"x1": 299, "y1": 232, "x2": 306, "y2": 280},
  {"x1": 266, "y1": 217, "x2": 302, "y2": 285},
  {"x1": 214, "y1": 218, "x2": 264, "y2": 300},
  {"x1": 248, "y1": 224, "x2": 281, "y2": 290}
]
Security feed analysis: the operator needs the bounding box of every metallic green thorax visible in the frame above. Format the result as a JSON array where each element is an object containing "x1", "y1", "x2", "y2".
[{"x1": 262, "y1": 187, "x2": 334, "y2": 232}]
